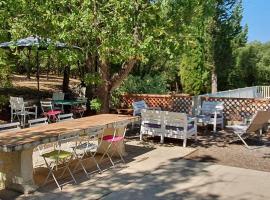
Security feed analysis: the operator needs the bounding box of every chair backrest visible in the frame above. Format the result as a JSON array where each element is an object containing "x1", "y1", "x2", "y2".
[
  {"x1": 10, "y1": 96, "x2": 24, "y2": 110},
  {"x1": 52, "y1": 92, "x2": 65, "y2": 101},
  {"x1": 141, "y1": 109, "x2": 163, "y2": 125},
  {"x1": 40, "y1": 101, "x2": 53, "y2": 113},
  {"x1": 57, "y1": 113, "x2": 74, "y2": 121},
  {"x1": 246, "y1": 111, "x2": 270, "y2": 133},
  {"x1": 201, "y1": 101, "x2": 224, "y2": 115},
  {"x1": 163, "y1": 111, "x2": 188, "y2": 130},
  {"x1": 29, "y1": 117, "x2": 48, "y2": 127},
  {"x1": 56, "y1": 133, "x2": 79, "y2": 152},
  {"x1": 0, "y1": 122, "x2": 21, "y2": 132},
  {"x1": 132, "y1": 100, "x2": 148, "y2": 116}
]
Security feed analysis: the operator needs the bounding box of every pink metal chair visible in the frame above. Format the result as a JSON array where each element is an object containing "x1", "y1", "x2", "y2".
[
  {"x1": 40, "y1": 101, "x2": 61, "y2": 122},
  {"x1": 99, "y1": 121, "x2": 129, "y2": 169}
]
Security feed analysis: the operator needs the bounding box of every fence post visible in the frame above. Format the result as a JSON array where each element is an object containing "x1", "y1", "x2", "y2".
[{"x1": 192, "y1": 95, "x2": 201, "y2": 115}]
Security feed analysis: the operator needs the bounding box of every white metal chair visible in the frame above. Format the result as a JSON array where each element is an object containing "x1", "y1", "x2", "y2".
[
  {"x1": 0, "y1": 122, "x2": 21, "y2": 132},
  {"x1": 196, "y1": 101, "x2": 224, "y2": 132},
  {"x1": 132, "y1": 100, "x2": 161, "y2": 116},
  {"x1": 99, "y1": 121, "x2": 129, "y2": 169},
  {"x1": 40, "y1": 101, "x2": 61, "y2": 122},
  {"x1": 57, "y1": 113, "x2": 74, "y2": 121},
  {"x1": 52, "y1": 92, "x2": 65, "y2": 101},
  {"x1": 163, "y1": 111, "x2": 197, "y2": 147},
  {"x1": 72, "y1": 126, "x2": 104, "y2": 177},
  {"x1": 41, "y1": 134, "x2": 78, "y2": 190},
  {"x1": 140, "y1": 109, "x2": 163, "y2": 141},
  {"x1": 10, "y1": 96, "x2": 37, "y2": 127},
  {"x1": 52, "y1": 92, "x2": 65, "y2": 111},
  {"x1": 226, "y1": 111, "x2": 270, "y2": 149}
]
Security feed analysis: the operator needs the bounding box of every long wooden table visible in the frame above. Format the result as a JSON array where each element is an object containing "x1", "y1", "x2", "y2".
[{"x1": 0, "y1": 114, "x2": 138, "y2": 193}]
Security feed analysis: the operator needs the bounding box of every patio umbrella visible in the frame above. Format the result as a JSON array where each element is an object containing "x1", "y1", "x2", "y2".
[{"x1": 0, "y1": 36, "x2": 81, "y2": 91}]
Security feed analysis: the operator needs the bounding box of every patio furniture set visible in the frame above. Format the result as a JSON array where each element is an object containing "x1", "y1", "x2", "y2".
[
  {"x1": 136, "y1": 100, "x2": 270, "y2": 148},
  {"x1": 0, "y1": 114, "x2": 138, "y2": 193},
  {"x1": 8, "y1": 92, "x2": 87, "y2": 128},
  {"x1": 136, "y1": 100, "x2": 224, "y2": 147}
]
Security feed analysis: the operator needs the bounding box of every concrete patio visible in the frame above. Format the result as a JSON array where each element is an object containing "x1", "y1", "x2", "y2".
[{"x1": 2, "y1": 140, "x2": 270, "y2": 200}]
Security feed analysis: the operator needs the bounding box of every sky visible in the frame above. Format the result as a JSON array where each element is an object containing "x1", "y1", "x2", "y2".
[{"x1": 242, "y1": 0, "x2": 270, "y2": 43}]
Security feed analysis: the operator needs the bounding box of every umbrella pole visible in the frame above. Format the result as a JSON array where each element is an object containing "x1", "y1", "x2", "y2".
[{"x1": 36, "y1": 51, "x2": 40, "y2": 92}]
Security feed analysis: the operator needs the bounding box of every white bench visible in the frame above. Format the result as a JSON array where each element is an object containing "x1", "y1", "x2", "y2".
[{"x1": 140, "y1": 110, "x2": 197, "y2": 147}]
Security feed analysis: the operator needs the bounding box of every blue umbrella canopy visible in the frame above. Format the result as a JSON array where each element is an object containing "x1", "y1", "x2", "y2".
[{"x1": 0, "y1": 36, "x2": 81, "y2": 50}]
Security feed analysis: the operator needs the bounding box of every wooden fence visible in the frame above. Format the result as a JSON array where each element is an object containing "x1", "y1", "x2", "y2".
[{"x1": 121, "y1": 94, "x2": 270, "y2": 122}]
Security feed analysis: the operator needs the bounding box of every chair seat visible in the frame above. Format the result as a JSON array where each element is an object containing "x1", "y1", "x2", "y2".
[
  {"x1": 102, "y1": 135, "x2": 124, "y2": 142},
  {"x1": 42, "y1": 150, "x2": 73, "y2": 160},
  {"x1": 226, "y1": 124, "x2": 248, "y2": 134},
  {"x1": 47, "y1": 110, "x2": 61, "y2": 116}
]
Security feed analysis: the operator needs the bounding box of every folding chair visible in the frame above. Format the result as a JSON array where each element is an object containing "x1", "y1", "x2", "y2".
[
  {"x1": 99, "y1": 121, "x2": 129, "y2": 169},
  {"x1": 57, "y1": 113, "x2": 74, "y2": 122},
  {"x1": 72, "y1": 126, "x2": 104, "y2": 178},
  {"x1": 40, "y1": 101, "x2": 61, "y2": 122},
  {"x1": 71, "y1": 98, "x2": 87, "y2": 118},
  {"x1": 52, "y1": 92, "x2": 65, "y2": 111},
  {"x1": 41, "y1": 134, "x2": 78, "y2": 190},
  {"x1": 29, "y1": 118, "x2": 49, "y2": 171},
  {"x1": 0, "y1": 122, "x2": 20, "y2": 132},
  {"x1": 226, "y1": 111, "x2": 270, "y2": 149}
]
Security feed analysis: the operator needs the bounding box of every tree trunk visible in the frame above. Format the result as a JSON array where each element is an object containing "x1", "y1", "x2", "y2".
[
  {"x1": 97, "y1": 59, "x2": 111, "y2": 113},
  {"x1": 211, "y1": 67, "x2": 217, "y2": 93},
  {"x1": 62, "y1": 65, "x2": 70, "y2": 93},
  {"x1": 26, "y1": 50, "x2": 31, "y2": 79}
]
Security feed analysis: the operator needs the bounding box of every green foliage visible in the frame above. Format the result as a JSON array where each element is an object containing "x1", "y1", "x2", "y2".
[
  {"x1": 89, "y1": 98, "x2": 102, "y2": 112},
  {"x1": 84, "y1": 73, "x2": 102, "y2": 86},
  {"x1": 0, "y1": 95, "x2": 9, "y2": 110},
  {"x1": 0, "y1": 51, "x2": 12, "y2": 87},
  {"x1": 119, "y1": 74, "x2": 168, "y2": 94}
]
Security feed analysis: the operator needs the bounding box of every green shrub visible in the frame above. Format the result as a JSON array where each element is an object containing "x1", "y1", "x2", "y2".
[{"x1": 90, "y1": 98, "x2": 102, "y2": 112}]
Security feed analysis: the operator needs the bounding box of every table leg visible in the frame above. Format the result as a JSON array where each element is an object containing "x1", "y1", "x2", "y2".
[{"x1": 0, "y1": 147, "x2": 37, "y2": 194}]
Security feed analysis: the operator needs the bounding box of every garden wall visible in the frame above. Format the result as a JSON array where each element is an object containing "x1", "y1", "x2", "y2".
[{"x1": 121, "y1": 94, "x2": 270, "y2": 122}]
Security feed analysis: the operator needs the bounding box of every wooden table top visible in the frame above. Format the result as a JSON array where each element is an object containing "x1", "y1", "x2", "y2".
[{"x1": 0, "y1": 114, "x2": 139, "y2": 152}]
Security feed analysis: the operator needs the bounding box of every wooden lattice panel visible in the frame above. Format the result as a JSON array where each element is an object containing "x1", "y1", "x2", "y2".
[
  {"x1": 171, "y1": 96, "x2": 193, "y2": 114},
  {"x1": 121, "y1": 94, "x2": 192, "y2": 113},
  {"x1": 204, "y1": 97, "x2": 270, "y2": 121},
  {"x1": 121, "y1": 94, "x2": 270, "y2": 122}
]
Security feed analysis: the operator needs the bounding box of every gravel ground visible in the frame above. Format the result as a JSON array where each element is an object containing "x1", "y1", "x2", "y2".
[{"x1": 128, "y1": 126, "x2": 270, "y2": 172}]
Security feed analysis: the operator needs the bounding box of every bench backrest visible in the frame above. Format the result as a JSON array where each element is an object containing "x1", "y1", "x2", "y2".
[
  {"x1": 29, "y1": 117, "x2": 48, "y2": 127},
  {"x1": 201, "y1": 101, "x2": 224, "y2": 115},
  {"x1": 141, "y1": 109, "x2": 163, "y2": 125},
  {"x1": 132, "y1": 100, "x2": 148, "y2": 116},
  {"x1": 0, "y1": 122, "x2": 21, "y2": 132},
  {"x1": 57, "y1": 113, "x2": 74, "y2": 121},
  {"x1": 163, "y1": 111, "x2": 188, "y2": 129}
]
